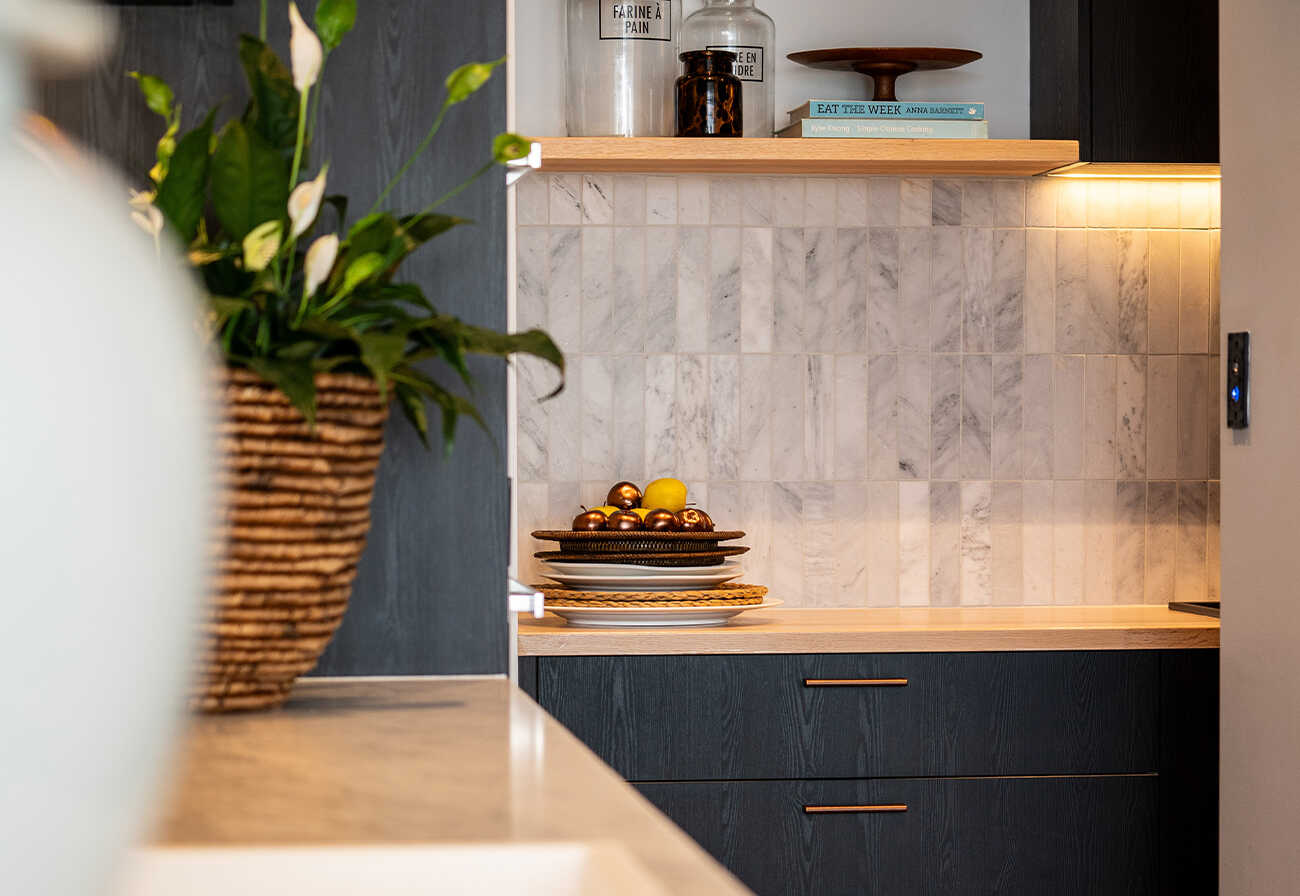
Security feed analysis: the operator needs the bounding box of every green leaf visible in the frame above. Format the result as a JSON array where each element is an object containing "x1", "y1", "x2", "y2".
[
  {"x1": 492, "y1": 132, "x2": 531, "y2": 164},
  {"x1": 394, "y1": 382, "x2": 431, "y2": 448},
  {"x1": 354, "y1": 330, "x2": 407, "y2": 395},
  {"x1": 209, "y1": 295, "x2": 256, "y2": 316},
  {"x1": 238, "y1": 35, "x2": 300, "y2": 150},
  {"x1": 276, "y1": 340, "x2": 323, "y2": 361},
  {"x1": 443, "y1": 56, "x2": 505, "y2": 105},
  {"x1": 398, "y1": 213, "x2": 467, "y2": 250},
  {"x1": 296, "y1": 315, "x2": 358, "y2": 342},
  {"x1": 338, "y1": 251, "x2": 388, "y2": 297},
  {"x1": 129, "y1": 72, "x2": 175, "y2": 121},
  {"x1": 315, "y1": 0, "x2": 357, "y2": 50},
  {"x1": 464, "y1": 325, "x2": 565, "y2": 398},
  {"x1": 390, "y1": 365, "x2": 491, "y2": 456},
  {"x1": 210, "y1": 120, "x2": 291, "y2": 240},
  {"x1": 244, "y1": 357, "x2": 318, "y2": 426},
  {"x1": 242, "y1": 220, "x2": 283, "y2": 272},
  {"x1": 154, "y1": 109, "x2": 216, "y2": 243},
  {"x1": 346, "y1": 213, "x2": 399, "y2": 255},
  {"x1": 407, "y1": 328, "x2": 472, "y2": 388},
  {"x1": 367, "y1": 283, "x2": 433, "y2": 312}
]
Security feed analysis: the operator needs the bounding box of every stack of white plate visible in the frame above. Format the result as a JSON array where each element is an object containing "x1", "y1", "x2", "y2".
[{"x1": 539, "y1": 560, "x2": 744, "y2": 592}]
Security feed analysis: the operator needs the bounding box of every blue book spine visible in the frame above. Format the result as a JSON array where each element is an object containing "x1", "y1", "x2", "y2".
[
  {"x1": 802, "y1": 100, "x2": 985, "y2": 120},
  {"x1": 785, "y1": 119, "x2": 990, "y2": 139}
]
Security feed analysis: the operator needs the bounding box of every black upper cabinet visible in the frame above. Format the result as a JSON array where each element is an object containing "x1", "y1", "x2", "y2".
[{"x1": 1031, "y1": 0, "x2": 1219, "y2": 162}]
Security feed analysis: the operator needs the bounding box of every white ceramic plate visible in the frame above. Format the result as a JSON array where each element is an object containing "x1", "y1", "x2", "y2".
[
  {"x1": 545, "y1": 598, "x2": 782, "y2": 628},
  {"x1": 542, "y1": 560, "x2": 742, "y2": 577},
  {"x1": 539, "y1": 566, "x2": 745, "y2": 592}
]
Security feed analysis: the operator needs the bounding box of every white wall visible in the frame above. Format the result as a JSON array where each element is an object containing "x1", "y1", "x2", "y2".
[
  {"x1": 1219, "y1": 0, "x2": 1300, "y2": 891},
  {"x1": 515, "y1": 0, "x2": 1030, "y2": 138}
]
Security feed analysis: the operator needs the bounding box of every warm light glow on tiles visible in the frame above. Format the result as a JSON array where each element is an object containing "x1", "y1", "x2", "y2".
[{"x1": 1047, "y1": 162, "x2": 1221, "y2": 180}]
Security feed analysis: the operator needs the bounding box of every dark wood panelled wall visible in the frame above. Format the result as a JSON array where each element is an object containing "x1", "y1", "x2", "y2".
[
  {"x1": 1031, "y1": 0, "x2": 1219, "y2": 162},
  {"x1": 39, "y1": 0, "x2": 511, "y2": 674}
]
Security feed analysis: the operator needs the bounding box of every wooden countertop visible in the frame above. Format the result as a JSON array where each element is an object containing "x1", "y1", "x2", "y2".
[
  {"x1": 153, "y1": 678, "x2": 748, "y2": 896},
  {"x1": 518, "y1": 605, "x2": 1220, "y2": 656}
]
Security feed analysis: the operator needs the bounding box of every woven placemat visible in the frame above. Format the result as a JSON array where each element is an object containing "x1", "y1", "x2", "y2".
[
  {"x1": 537, "y1": 583, "x2": 767, "y2": 605},
  {"x1": 534, "y1": 547, "x2": 748, "y2": 566}
]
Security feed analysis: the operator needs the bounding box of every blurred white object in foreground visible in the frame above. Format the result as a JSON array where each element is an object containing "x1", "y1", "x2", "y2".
[
  {"x1": 0, "y1": 2, "x2": 211, "y2": 895},
  {"x1": 118, "y1": 844, "x2": 667, "y2": 896}
]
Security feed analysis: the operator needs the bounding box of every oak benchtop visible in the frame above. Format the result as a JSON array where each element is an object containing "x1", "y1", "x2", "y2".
[
  {"x1": 153, "y1": 678, "x2": 748, "y2": 896},
  {"x1": 517, "y1": 605, "x2": 1220, "y2": 656}
]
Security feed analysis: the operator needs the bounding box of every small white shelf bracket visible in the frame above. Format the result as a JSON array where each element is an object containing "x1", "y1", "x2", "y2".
[{"x1": 505, "y1": 141, "x2": 543, "y2": 187}]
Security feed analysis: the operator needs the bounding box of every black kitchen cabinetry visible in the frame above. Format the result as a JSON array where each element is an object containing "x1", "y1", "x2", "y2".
[
  {"x1": 524, "y1": 650, "x2": 1218, "y2": 896},
  {"x1": 1031, "y1": 0, "x2": 1219, "y2": 163}
]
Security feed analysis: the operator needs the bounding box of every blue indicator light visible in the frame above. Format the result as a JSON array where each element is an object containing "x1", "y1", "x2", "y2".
[{"x1": 1231, "y1": 386, "x2": 1241, "y2": 402}]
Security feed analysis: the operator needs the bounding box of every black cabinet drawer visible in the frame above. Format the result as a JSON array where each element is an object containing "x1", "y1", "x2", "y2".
[
  {"x1": 536, "y1": 652, "x2": 1158, "y2": 780},
  {"x1": 637, "y1": 776, "x2": 1160, "y2": 896}
]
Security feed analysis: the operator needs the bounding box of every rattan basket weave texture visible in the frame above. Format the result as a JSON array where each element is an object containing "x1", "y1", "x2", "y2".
[{"x1": 196, "y1": 366, "x2": 388, "y2": 712}]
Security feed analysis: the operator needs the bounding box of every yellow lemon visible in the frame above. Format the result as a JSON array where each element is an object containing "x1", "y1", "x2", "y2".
[
  {"x1": 592, "y1": 505, "x2": 620, "y2": 517},
  {"x1": 642, "y1": 477, "x2": 688, "y2": 513}
]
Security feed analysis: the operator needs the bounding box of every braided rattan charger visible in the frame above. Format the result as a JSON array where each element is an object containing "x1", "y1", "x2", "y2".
[{"x1": 537, "y1": 583, "x2": 767, "y2": 607}]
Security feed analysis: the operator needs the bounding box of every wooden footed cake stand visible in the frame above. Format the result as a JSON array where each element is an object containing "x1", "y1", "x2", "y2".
[{"x1": 786, "y1": 47, "x2": 982, "y2": 102}]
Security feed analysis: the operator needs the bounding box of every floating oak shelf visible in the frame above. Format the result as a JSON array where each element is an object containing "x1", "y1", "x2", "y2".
[{"x1": 534, "y1": 137, "x2": 1079, "y2": 177}]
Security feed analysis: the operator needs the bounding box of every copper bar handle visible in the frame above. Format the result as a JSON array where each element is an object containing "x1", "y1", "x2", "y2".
[
  {"x1": 804, "y1": 804, "x2": 909, "y2": 814},
  {"x1": 802, "y1": 678, "x2": 909, "y2": 687}
]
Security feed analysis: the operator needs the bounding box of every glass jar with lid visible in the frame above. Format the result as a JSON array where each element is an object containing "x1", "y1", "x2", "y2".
[
  {"x1": 566, "y1": 0, "x2": 680, "y2": 136},
  {"x1": 680, "y1": 0, "x2": 775, "y2": 137}
]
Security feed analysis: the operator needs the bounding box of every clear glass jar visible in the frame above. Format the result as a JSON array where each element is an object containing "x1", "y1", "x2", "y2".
[
  {"x1": 680, "y1": 0, "x2": 775, "y2": 137},
  {"x1": 566, "y1": 0, "x2": 680, "y2": 136}
]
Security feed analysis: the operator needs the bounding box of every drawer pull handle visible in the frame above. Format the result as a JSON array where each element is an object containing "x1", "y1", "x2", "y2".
[
  {"x1": 803, "y1": 678, "x2": 908, "y2": 687},
  {"x1": 804, "y1": 804, "x2": 908, "y2": 814}
]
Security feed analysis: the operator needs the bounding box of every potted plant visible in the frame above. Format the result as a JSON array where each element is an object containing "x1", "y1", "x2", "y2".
[{"x1": 129, "y1": 0, "x2": 563, "y2": 711}]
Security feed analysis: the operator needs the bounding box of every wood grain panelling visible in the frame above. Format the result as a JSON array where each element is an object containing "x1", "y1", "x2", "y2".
[
  {"x1": 1030, "y1": 0, "x2": 1219, "y2": 162},
  {"x1": 39, "y1": 0, "x2": 510, "y2": 674},
  {"x1": 537, "y1": 652, "x2": 1159, "y2": 780},
  {"x1": 638, "y1": 776, "x2": 1159, "y2": 896}
]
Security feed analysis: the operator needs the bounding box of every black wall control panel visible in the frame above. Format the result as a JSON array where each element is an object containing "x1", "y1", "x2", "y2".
[{"x1": 1227, "y1": 331, "x2": 1250, "y2": 429}]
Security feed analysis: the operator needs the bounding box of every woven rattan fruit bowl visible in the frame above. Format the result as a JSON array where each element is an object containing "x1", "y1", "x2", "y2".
[{"x1": 531, "y1": 529, "x2": 746, "y2": 556}]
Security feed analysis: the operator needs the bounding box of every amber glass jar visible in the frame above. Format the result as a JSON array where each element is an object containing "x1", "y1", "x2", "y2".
[{"x1": 675, "y1": 49, "x2": 743, "y2": 137}]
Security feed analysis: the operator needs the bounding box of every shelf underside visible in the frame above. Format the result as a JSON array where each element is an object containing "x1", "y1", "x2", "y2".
[{"x1": 535, "y1": 137, "x2": 1080, "y2": 177}]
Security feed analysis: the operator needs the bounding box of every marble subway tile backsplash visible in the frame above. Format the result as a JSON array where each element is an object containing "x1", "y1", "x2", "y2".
[{"x1": 515, "y1": 173, "x2": 1221, "y2": 607}]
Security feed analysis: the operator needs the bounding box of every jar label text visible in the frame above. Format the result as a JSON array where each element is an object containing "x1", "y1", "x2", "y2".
[
  {"x1": 600, "y1": 1, "x2": 673, "y2": 41},
  {"x1": 708, "y1": 45, "x2": 764, "y2": 82}
]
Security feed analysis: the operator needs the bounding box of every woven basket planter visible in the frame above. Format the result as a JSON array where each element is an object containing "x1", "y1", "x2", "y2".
[{"x1": 194, "y1": 366, "x2": 389, "y2": 712}]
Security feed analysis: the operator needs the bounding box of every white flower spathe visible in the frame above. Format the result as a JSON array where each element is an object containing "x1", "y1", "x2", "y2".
[
  {"x1": 128, "y1": 190, "x2": 164, "y2": 238},
  {"x1": 243, "y1": 220, "x2": 283, "y2": 272},
  {"x1": 288, "y1": 2, "x2": 323, "y2": 92},
  {"x1": 130, "y1": 206, "x2": 164, "y2": 238},
  {"x1": 288, "y1": 166, "x2": 328, "y2": 240},
  {"x1": 304, "y1": 233, "x2": 339, "y2": 297}
]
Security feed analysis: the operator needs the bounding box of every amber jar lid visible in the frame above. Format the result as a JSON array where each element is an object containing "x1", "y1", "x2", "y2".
[{"x1": 679, "y1": 48, "x2": 737, "y2": 74}]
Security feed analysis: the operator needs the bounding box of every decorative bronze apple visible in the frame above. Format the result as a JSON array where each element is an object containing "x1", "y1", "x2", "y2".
[
  {"x1": 644, "y1": 508, "x2": 681, "y2": 531},
  {"x1": 606, "y1": 481, "x2": 643, "y2": 510},
  {"x1": 571, "y1": 509, "x2": 608, "y2": 531},
  {"x1": 676, "y1": 508, "x2": 715, "y2": 532},
  {"x1": 606, "y1": 509, "x2": 644, "y2": 530}
]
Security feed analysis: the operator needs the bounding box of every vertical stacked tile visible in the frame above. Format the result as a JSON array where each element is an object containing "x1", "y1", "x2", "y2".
[{"x1": 515, "y1": 173, "x2": 1221, "y2": 607}]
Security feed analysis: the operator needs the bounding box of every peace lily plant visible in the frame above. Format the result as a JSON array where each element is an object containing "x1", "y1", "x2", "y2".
[{"x1": 129, "y1": 0, "x2": 562, "y2": 450}]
